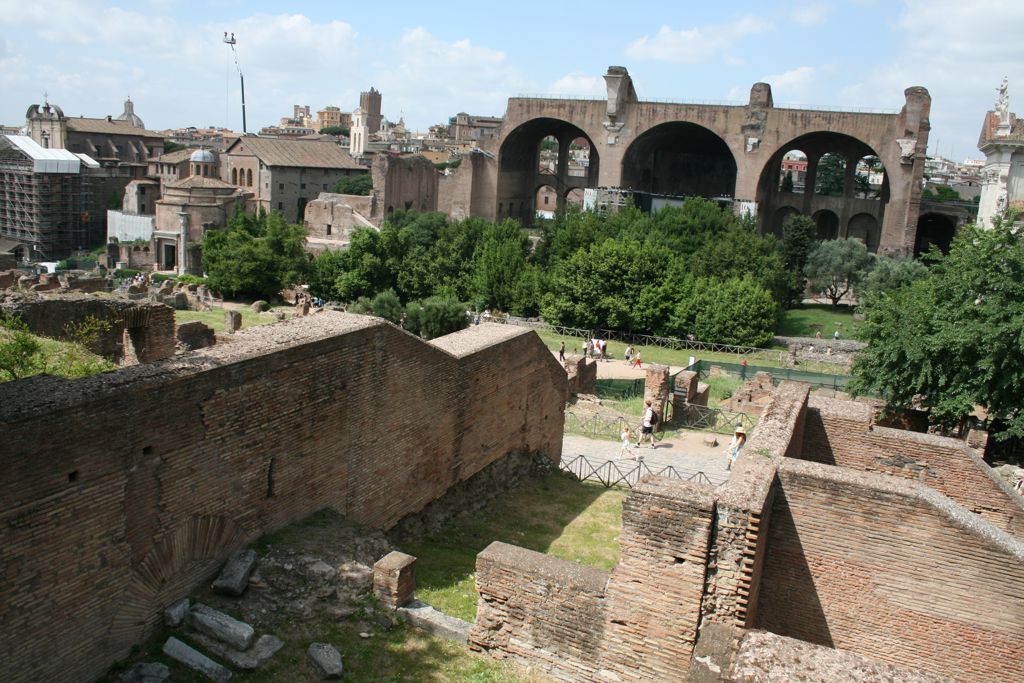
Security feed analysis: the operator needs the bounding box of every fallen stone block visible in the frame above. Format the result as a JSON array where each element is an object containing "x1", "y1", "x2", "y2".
[
  {"x1": 177, "y1": 321, "x2": 216, "y2": 350},
  {"x1": 118, "y1": 661, "x2": 170, "y2": 683},
  {"x1": 307, "y1": 642, "x2": 344, "y2": 679},
  {"x1": 398, "y1": 599, "x2": 471, "y2": 644},
  {"x1": 191, "y1": 632, "x2": 284, "y2": 671},
  {"x1": 212, "y1": 549, "x2": 258, "y2": 596},
  {"x1": 164, "y1": 597, "x2": 190, "y2": 627},
  {"x1": 162, "y1": 637, "x2": 232, "y2": 682},
  {"x1": 225, "y1": 310, "x2": 242, "y2": 333},
  {"x1": 187, "y1": 603, "x2": 254, "y2": 650}
]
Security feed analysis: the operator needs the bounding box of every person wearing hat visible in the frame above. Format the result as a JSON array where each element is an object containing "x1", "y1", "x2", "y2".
[{"x1": 725, "y1": 424, "x2": 747, "y2": 471}]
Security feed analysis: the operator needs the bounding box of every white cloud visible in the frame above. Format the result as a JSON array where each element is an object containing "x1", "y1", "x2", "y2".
[
  {"x1": 837, "y1": 0, "x2": 1024, "y2": 159},
  {"x1": 790, "y1": 3, "x2": 830, "y2": 26},
  {"x1": 761, "y1": 66, "x2": 819, "y2": 101},
  {"x1": 374, "y1": 28, "x2": 528, "y2": 125},
  {"x1": 624, "y1": 16, "x2": 770, "y2": 64},
  {"x1": 549, "y1": 72, "x2": 605, "y2": 98}
]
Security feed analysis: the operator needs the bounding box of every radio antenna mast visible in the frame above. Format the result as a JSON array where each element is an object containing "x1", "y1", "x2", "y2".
[{"x1": 223, "y1": 32, "x2": 247, "y2": 133}]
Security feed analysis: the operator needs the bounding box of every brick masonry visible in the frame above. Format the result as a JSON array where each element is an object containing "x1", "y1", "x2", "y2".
[
  {"x1": 470, "y1": 381, "x2": 1024, "y2": 682},
  {"x1": 0, "y1": 313, "x2": 565, "y2": 683}
]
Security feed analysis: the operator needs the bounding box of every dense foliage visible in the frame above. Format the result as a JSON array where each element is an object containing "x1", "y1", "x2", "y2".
[
  {"x1": 850, "y1": 216, "x2": 1024, "y2": 439},
  {"x1": 780, "y1": 214, "x2": 816, "y2": 308},
  {"x1": 310, "y1": 200, "x2": 790, "y2": 346},
  {"x1": 804, "y1": 238, "x2": 875, "y2": 308},
  {"x1": 332, "y1": 174, "x2": 373, "y2": 196},
  {"x1": 201, "y1": 209, "x2": 309, "y2": 299}
]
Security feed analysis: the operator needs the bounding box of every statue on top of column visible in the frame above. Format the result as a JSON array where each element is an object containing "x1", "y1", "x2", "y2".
[{"x1": 996, "y1": 77, "x2": 1009, "y2": 125}]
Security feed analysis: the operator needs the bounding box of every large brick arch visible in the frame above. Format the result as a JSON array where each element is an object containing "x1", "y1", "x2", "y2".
[
  {"x1": 620, "y1": 121, "x2": 737, "y2": 198},
  {"x1": 497, "y1": 116, "x2": 600, "y2": 224}
]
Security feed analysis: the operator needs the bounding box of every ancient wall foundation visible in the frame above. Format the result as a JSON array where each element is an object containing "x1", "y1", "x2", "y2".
[
  {"x1": 470, "y1": 381, "x2": 1024, "y2": 682},
  {"x1": 0, "y1": 314, "x2": 565, "y2": 683}
]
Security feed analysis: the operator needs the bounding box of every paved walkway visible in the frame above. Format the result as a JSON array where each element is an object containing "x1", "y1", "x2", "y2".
[{"x1": 562, "y1": 432, "x2": 733, "y2": 487}]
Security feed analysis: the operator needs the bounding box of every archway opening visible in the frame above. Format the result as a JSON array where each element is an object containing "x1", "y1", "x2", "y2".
[
  {"x1": 535, "y1": 185, "x2": 558, "y2": 220},
  {"x1": 915, "y1": 212, "x2": 957, "y2": 256},
  {"x1": 498, "y1": 118, "x2": 600, "y2": 225},
  {"x1": 847, "y1": 213, "x2": 879, "y2": 252},
  {"x1": 813, "y1": 209, "x2": 839, "y2": 240},
  {"x1": 565, "y1": 187, "x2": 585, "y2": 208},
  {"x1": 855, "y1": 155, "x2": 885, "y2": 200},
  {"x1": 771, "y1": 206, "x2": 800, "y2": 240},
  {"x1": 778, "y1": 150, "x2": 807, "y2": 194},
  {"x1": 621, "y1": 122, "x2": 736, "y2": 199},
  {"x1": 815, "y1": 153, "x2": 846, "y2": 197}
]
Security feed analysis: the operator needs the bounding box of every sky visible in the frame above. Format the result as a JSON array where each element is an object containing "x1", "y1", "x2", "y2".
[{"x1": 1, "y1": 0, "x2": 1021, "y2": 162}]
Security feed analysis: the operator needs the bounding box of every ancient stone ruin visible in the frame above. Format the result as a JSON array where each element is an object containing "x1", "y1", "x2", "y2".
[
  {"x1": 467, "y1": 381, "x2": 1024, "y2": 682},
  {"x1": 0, "y1": 314, "x2": 566, "y2": 683}
]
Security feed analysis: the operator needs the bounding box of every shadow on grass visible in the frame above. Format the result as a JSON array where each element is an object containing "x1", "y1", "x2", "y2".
[{"x1": 396, "y1": 470, "x2": 623, "y2": 622}]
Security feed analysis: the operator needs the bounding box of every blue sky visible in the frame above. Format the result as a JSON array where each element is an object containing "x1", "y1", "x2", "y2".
[{"x1": 1, "y1": 0, "x2": 1021, "y2": 162}]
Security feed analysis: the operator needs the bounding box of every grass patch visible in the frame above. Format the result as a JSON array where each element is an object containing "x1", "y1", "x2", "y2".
[
  {"x1": 704, "y1": 374, "x2": 742, "y2": 408},
  {"x1": 400, "y1": 470, "x2": 624, "y2": 622},
  {"x1": 777, "y1": 303, "x2": 862, "y2": 340},
  {"x1": 175, "y1": 308, "x2": 278, "y2": 333},
  {"x1": 0, "y1": 329, "x2": 115, "y2": 383}
]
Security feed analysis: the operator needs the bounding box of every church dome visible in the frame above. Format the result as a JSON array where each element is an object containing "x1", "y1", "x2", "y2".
[
  {"x1": 116, "y1": 98, "x2": 145, "y2": 128},
  {"x1": 190, "y1": 148, "x2": 216, "y2": 163}
]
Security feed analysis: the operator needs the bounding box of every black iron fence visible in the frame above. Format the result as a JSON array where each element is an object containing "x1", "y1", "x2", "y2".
[
  {"x1": 560, "y1": 453, "x2": 712, "y2": 488},
  {"x1": 686, "y1": 359, "x2": 853, "y2": 393}
]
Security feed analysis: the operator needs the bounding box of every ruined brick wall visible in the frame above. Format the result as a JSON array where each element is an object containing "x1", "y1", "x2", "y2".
[
  {"x1": 0, "y1": 314, "x2": 565, "y2": 683},
  {"x1": 471, "y1": 542, "x2": 609, "y2": 681},
  {"x1": 801, "y1": 395, "x2": 1024, "y2": 535},
  {"x1": 599, "y1": 479, "x2": 716, "y2": 681},
  {"x1": 564, "y1": 355, "x2": 596, "y2": 396},
  {"x1": 0, "y1": 294, "x2": 175, "y2": 363},
  {"x1": 371, "y1": 154, "x2": 439, "y2": 222},
  {"x1": 757, "y1": 459, "x2": 1024, "y2": 683}
]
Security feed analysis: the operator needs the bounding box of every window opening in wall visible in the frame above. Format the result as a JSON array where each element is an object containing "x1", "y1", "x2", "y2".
[
  {"x1": 266, "y1": 457, "x2": 276, "y2": 498},
  {"x1": 326, "y1": 224, "x2": 332, "y2": 235},
  {"x1": 68, "y1": 470, "x2": 79, "y2": 483},
  {"x1": 142, "y1": 445, "x2": 153, "y2": 455}
]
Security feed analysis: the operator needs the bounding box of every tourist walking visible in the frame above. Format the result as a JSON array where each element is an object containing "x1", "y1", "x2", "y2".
[
  {"x1": 558, "y1": 341, "x2": 566, "y2": 362},
  {"x1": 619, "y1": 425, "x2": 637, "y2": 459},
  {"x1": 637, "y1": 400, "x2": 657, "y2": 449},
  {"x1": 725, "y1": 425, "x2": 747, "y2": 471},
  {"x1": 631, "y1": 351, "x2": 642, "y2": 369},
  {"x1": 625, "y1": 345, "x2": 634, "y2": 363}
]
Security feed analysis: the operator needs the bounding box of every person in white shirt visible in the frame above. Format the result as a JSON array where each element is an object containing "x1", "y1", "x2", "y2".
[
  {"x1": 725, "y1": 425, "x2": 747, "y2": 471},
  {"x1": 637, "y1": 400, "x2": 657, "y2": 449}
]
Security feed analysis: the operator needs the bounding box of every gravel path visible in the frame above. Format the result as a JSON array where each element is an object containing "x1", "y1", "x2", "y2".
[{"x1": 562, "y1": 433, "x2": 733, "y2": 487}]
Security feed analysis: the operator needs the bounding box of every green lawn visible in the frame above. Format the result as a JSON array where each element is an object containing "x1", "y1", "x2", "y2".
[
  {"x1": 776, "y1": 303, "x2": 862, "y2": 340},
  {"x1": 533, "y1": 328, "x2": 849, "y2": 375},
  {"x1": 400, "y1": 470, "x2": 624, "y2": 622},
  {"x1": 174, "y1": 308, "x2": 279, "y2": 333}
]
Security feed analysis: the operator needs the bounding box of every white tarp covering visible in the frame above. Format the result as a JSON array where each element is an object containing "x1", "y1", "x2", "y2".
[
  {"x1": 107, "y1": 210, "x2": 154, "y2": 242},
  {"x1": 2, "y1": 134, "x2": 82, "y2": 174}
]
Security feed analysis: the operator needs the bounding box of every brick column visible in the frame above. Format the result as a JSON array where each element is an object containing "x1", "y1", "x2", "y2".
[
  {"x1": 373, "y1": 551, "x2": 417, "y2": 609},
  {"x1": 644, "y1": 364, "x2": 670, "y2": 428}
]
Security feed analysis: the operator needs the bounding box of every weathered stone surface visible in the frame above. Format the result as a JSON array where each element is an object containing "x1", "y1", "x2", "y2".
[
  {"x1": 212, "y1": 549, "x2": 258, "y2": 596},
  {"x1": 191, "y1": 632, "x2": 284, "y2": 671},
  {"x1": 373, "y1": 551, "x2": 416, "y2": 608},
  {"x1": 118, "y1": 661, "x2": 170, "y2": 683},
  {"x1": 187, "y1": 603, "x2": 255, "y2": 650},
  {"x1": 252, "y1": 300, "x2": 268, "y2": 313},
  {"x1": 225, "y1": 310, "x2": 242, "y2": 333},
  {"x1": 307, "y1": 642, "x2": 344, "y2": 679},
  {"x1": 172, "y1": 292, "x2": 189, "y2": 310},
  {"x1": 176, "y1": 320, "x2": 216, "y2": 350},
  {"x1": 398, "y1": 599, "x2": 471, "y2": 643},
  {"x1": 163, "y1": 598, "x2": 190, "y2": 627},
  {"x1": 162, "y1": 637, "x2": 232, "y2": 682}
]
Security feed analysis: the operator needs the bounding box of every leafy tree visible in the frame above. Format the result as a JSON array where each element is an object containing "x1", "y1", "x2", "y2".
[
  {"x1": 370, "y1": 288, "x2": 404, "y2": 324},
  {"x1": 781, "y1": 170, "x2": 794, "y2": 192},
  {"x1": 472, "y1": 221, "x2": 529, "y2": 310},
  {"x1": 691, "y1": 277, "x2": 779, "y2": 347},
  {"x1": 162, "y1": 141, "x2": 185, "y2": 154},
  {"x1": 201, "y1": 209, "x2": 309, "y2": 299},
  {"x1": 333, "y1": 174, "x2": 373, "y2": 196},
  {"x1": 0, "y1": 314, "x2": 42, "y2": 381},
  {"x1": 815, "y1": 154, "x2": 846, "y2": 197},
  {"x1": 403, "y1": 296, "x2": 468, "y2": 340},
  {"x1": 857, "y1": 255, "x2": 929, "y2": 309},
  {"x1": 780, "y1": 214, "x2": 816, "y2": 308},
  {"x1": 804, "y1": 238, "x2": 875, "y2": 309},
  {"x1": 921, "y1": 186, "x2": 962, "y2": 202},
  {"x1": 319, "y1": 126, "x2": 350, "y2": 136},
  {"x1": 850, "y1": 215, "x2": 1024, "y2": 439}
]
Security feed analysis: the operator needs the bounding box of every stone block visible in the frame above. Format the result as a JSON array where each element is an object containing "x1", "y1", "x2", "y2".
[
  {"x1": 162, "y1": 637, "x2": 232, "y2": 682},
  {"x1": 191, "y1": 632, "x2": 284, "y2": 671},
  {"x1": 373, "y1": 551, "x2": 416, "y2": 609},
  {"x1": 307, "y1": 642, "x2": 344, "y2": 679},
  {"x1": 225, "y1": 310, "x2": 242, "y2": 333},
  {"x1": 172, "y1": 292, "x2": 189, "y2": 310},
  {"x1": 252, "y1": 300, "x2": 268, "y2": 313},
  {"x1": 118, "y1": 661, "x2": 170, "y2": 683},
  {"x1": 186, "y1": 603, "x2": 254, "y2": 650},
  {"x1": 398, "y1": 599, "x2": 471, "y2": 643},
  {"x1": 212, "y1": 549, "x2": 258, "y2": 596},
  {"x1": 176, "y1": 321, "x2": 216, "y2": 350},
  {"x1": 163, "y1": 597, "x2": 190, "y2": 627}
]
